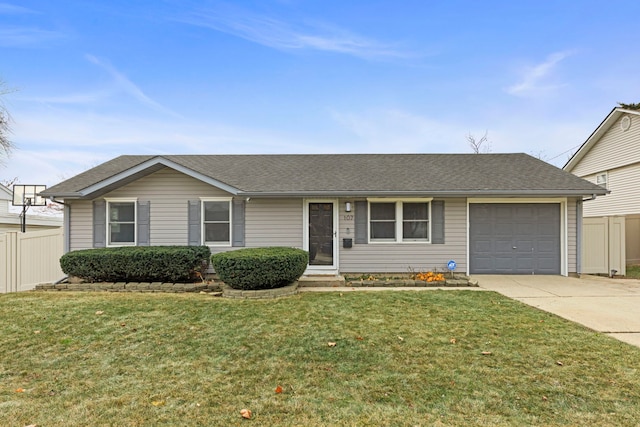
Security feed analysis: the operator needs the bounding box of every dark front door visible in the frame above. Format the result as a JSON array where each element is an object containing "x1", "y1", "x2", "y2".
[{"x1": 308, "y1": 203, "x2": 334, "y2": 266}]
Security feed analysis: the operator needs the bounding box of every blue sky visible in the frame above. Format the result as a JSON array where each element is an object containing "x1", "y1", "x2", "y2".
[{"x1": 2, "y1": 0, "x2": 640, "y2": 186}]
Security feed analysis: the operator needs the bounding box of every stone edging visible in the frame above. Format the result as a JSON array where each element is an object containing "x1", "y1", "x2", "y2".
[
  {"x1": 222, "y1": 282, "x2": 299, "y2": 299},
  {"x1": 35, "y1": 282, "x2": 221, "y2": 293},
  {"x1": 346, "y1": 278, "x2": 478, "y2": 287}
]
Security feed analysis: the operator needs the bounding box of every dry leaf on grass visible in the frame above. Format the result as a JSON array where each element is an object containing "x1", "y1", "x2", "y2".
[
  {"x1": 152, "y1": 400, "x2": 165, "y2": 407},
  {"x1": 327, "y1": 342, "x2": 337, "y2": 347},
  {"x1": 481, "y1": 351, "x2": 492, "y2": 355},
  {"x1": 450, "y1": 338, "x2": 457, "y2": 344},
  {"x1": 15, "y1": 388, "x2": 24, "y2": 393},
  {"x1": 240, "y1": 408, "x2": 252, "y2": 419},
  {"x1": 398, "y1": 336, "x2": 404, "y2": 342},
  {"x1": 275, "y1": 385, "x2": 283, "y2": 394},
  {"x1": 95, "y1": 311, "x2": 104, "y2": 315},
  {"x1": 556, "y1": 361, "x2": 563, "y2": 366}
]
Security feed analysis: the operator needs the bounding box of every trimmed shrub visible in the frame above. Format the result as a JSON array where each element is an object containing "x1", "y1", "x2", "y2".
[
  {"x1": 60, "y1": 246, "x2": 211, "y2": 283},
  {"x1": 211, "y1": 247, "x2": 308, "y2": 290}
]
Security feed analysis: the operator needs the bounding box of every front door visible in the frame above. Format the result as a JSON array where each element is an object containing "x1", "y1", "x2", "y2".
[{"x1": 307, "y1": 202, "x2": 337, "y2": 270}]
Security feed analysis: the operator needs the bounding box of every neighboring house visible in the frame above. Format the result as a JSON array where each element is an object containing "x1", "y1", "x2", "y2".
[
  {"x1": 564, "y1": 107, "x2": 640, "y2": 273},
  {"x1": 41, "y1": 153, "x2": 606, "y2": 276},
  {"x1": 0, "y1": 184, "x2": 62, "y2": 233}
]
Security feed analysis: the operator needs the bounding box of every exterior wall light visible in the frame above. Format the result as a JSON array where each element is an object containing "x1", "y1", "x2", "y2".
[{"x1": 345, "y1": 202, "x2": 352, "y2": 212}]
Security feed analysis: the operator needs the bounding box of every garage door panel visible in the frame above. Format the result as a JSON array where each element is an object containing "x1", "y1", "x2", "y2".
[
  {"x1": 470, "y1": 203, "x2": 560, "y2": 275},
  {"x1": 495, "y1": 223, "x2": 513, "y2": 236}
]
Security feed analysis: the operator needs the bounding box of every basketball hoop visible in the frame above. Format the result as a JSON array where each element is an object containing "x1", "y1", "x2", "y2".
[{"x1": 12, "y1": 184, "x2": 47, "y2": 232}]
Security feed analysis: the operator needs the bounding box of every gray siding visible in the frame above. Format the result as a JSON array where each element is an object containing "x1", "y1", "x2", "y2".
[
  {"x1": 338, "y1": 198, "x2": 467, "y2": 273},
  {"x1": 245, "y1": 198, "x2": 303, "y2": 248},
  {"x1": 69, "y1": 167, "x2": 232, "y2": 251},
  {"x1": 581, "y1": 164, "x2": 640, "y2": 217},
  {"x1": 572, "y1": 114, "x2": 640, "y2": 177},
  {"x1": 567, "y1": 198, "x2": 577, "y2": 274},
  {"x1": 69, "y1": 200, "x2": 93, "y2": 251}
]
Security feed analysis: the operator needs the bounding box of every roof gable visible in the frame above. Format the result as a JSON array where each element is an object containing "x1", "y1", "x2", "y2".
[
  {"x1": 564, "y1": 108, "x2": 640, "y2": 173},
  {"x1": 0, "y1": 184, "x2": 11, "y2": 200},
  {"x1": 42, "y1": 153, "x2": 607, "y2": 199}
]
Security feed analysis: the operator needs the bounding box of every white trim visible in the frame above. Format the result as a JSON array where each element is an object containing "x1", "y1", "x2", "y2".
[
  {"x1": 80, "y1": 157, "x2": 241, "y2": 196},
  {"x1": 367, "y1": 197, "x2": 433, "y2": 202},
  {"x1": 201, "y1": 197, "x2": 233, "y2": 247},
  {"x1": 105, "y1": 198, "x2": 137, "y2": 247},
  {"x1": 367, "y1": 200, "x2": 432, "y2": 244},
  {"x1": 466, "y1": 198, "x2": 568, "y2": 276},
  {"x1": 303, "y1": 199, "x2": 339, "y2": 274}
]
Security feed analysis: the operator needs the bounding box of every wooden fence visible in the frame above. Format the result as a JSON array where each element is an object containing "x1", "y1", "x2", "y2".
[{"x1": 1, "y1": 228, "x2": 64, "y2": 293}]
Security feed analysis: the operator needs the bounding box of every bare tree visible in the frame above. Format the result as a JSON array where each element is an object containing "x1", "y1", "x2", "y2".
[
  {"x1": 0, "y1": 176, "x2": 19, "y2": 187},
  {"x1": 467, "y1": 131, "x2": 491, "y2": 154},
  {"x1": 0, "y1": 79, "x2": 16, "y2": 162}
]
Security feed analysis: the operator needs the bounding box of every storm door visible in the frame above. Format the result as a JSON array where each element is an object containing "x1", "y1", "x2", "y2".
[{"x1": 308, "y1": 202, "x2": 336, "y2": 268}]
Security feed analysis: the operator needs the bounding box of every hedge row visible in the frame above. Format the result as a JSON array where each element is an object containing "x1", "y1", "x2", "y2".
[
  {"x1": 211, "y1": 247, "x2": 308, "y2": 290},
  {"x1": 59, "y1": 246, "x2": 211, "y2": 283}
]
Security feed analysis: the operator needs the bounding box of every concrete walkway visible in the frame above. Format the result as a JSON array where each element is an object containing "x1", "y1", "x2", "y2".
[{"x1": 473, "y1": 274, "x2": 640, "y2": 348}]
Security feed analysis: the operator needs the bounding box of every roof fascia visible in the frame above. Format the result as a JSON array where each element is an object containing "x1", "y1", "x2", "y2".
[
  {"x1": 0, "y1": 184, "x2": 11, "y2": 199},
  {"x1": 239, "y1": 189, "x2": 609, "y2": 198},
  {"x1": 564, "y1": 108, "x2": 640, "y2": 171},
  {"x1": 79, "y1": 157, "x2": 241, "y2": 197}
]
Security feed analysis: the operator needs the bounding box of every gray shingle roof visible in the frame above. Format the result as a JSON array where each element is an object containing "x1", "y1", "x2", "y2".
[{"x1": 41, "y1": 153, "x2": 607, "y2": 198}]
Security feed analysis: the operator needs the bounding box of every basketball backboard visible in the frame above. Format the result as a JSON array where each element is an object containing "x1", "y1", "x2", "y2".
[{"x1": 12, "y1": 184, "x2": 47, "y2": 206}]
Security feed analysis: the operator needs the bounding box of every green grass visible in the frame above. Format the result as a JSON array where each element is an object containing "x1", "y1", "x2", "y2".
[
  {"x1": 1, "y1": 291, "x2": 639, "y2": 426},
  {"x1": 625, "y1": 264, "x2": 640, "y2": 279}
]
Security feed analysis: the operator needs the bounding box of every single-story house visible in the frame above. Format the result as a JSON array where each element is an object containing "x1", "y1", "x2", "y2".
[
  {"x1": 0, "y1": 184, "x2": 62, "y2": 233},
  {"x1": 40, "y1": 153, "x2": 607, "y2": 276},
  {"x1": 564, "y1": 107, "x2": 640, "y2": 274}
]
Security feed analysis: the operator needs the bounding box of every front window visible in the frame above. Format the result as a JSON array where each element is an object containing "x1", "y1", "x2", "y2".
[
  {"x1": 203, "y1": 199, "x2": 231, "y2": 245},
  {"x1": 108, "y1": 200, "x2": 136, "y2": 245},
  {"x1": 370, "y1": 202, "x2": 396, "y2": 240},
  {"x1": 369, "y1": 200, "x2": 430, "y2": 243},
  {"x1": 403, "y1": 202, "x2": 429, "y2": 240}
]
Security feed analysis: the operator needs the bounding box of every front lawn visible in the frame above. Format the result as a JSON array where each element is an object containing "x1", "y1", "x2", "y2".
[{"x1": 1, "y1": 291, "x2": 639, "y2": 426}]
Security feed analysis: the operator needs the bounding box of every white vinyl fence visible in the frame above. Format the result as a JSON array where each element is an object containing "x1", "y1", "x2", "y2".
[
  {"x1": 1, "y1": 228, "x2": 64, "y2": 293},
  {"x1": 582, "y1": 216, "x2": 626, "y2": 276}
]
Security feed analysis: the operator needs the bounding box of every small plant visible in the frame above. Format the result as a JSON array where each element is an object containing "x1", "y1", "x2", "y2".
[{"x1": 413, "y1": 270, "x2": 446, "y2": 282}]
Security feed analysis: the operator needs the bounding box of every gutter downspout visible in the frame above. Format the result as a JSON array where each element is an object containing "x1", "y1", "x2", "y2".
[
  {"x1": 51, "y1": 198, "x2": 71, "y2": 254},
  {"x1": 576, "y1": 199, "x2": 583, "y2": 275}
]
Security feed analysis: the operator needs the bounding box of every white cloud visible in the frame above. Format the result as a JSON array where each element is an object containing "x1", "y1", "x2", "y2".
[
  {"x1": 506, "y1": 51, "x2": 574, "y2": 97},
  {"x1": 0, "y1": 3, "x2": 37, "y2": 14},
  {"x1": 0, "y1": 27, "x2": 65, "y2": 47},
  {"x1": 85, "y1": 54, "x2": 181, "y2": 117},
  {"x1": 330, "y1": 109, "x2": 469, "y2": 153},
  {"x1": 178, "y1": 5, "x2": 411, "y2": 60}
]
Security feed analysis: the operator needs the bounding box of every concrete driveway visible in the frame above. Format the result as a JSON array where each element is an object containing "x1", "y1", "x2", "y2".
[{"x1": 474, "y1": 274, "x2": 640, "y2": 348}]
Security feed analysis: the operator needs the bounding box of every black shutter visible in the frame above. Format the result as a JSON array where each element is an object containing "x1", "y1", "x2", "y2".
[
  {"x1": 137, "y1": 200, "x2": 150, "y2": 246},
  {"x1": 188, "y1": 200, "x2": 201, "y2": 246},
  {"x1": 232, "y1": 198, "x2": 245, "y2": 247},
  {"x1": 431, "y1": 200, "x2": 445, "y2": 244},
  {"x1": 354, "y1": 201, "x2": 368, "y2": 244},
  {"x1": 93, "y1": 199, "x2": 106, "y2": 248}
]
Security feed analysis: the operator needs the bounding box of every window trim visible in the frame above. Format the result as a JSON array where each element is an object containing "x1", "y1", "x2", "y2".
[
  {"x1": 201, "y1": 197, "x2": 233, "y2": 247},
  {"x1": 595, "y1": 172, "x2": 608, "y2": 189},
  {"x1": 367, "y1": 198, "x2": 432, "y2": 244},
  {"x1": 105, "y1": 198, "x2": 137, "y2": 247}
]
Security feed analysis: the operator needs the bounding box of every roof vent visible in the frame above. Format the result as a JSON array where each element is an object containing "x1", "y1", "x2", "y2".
[{"x1": 620, "y1": 115, "x2": 631, "y2": 131}]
